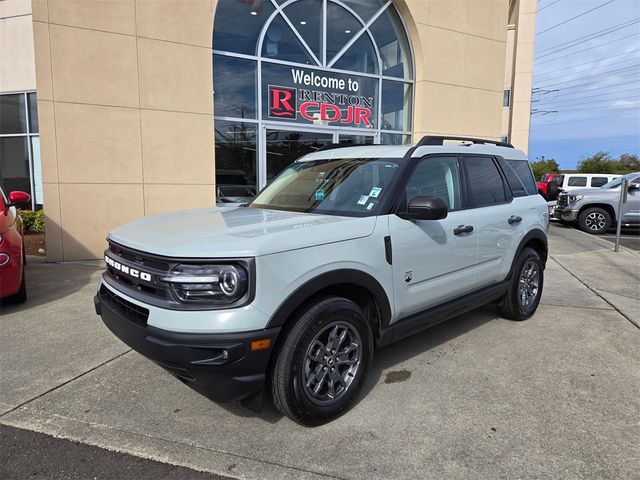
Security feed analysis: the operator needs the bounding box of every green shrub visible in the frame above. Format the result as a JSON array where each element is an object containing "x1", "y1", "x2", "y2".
[{"x1": 17, "y1": 209, "x2": 45, "y2": 234}]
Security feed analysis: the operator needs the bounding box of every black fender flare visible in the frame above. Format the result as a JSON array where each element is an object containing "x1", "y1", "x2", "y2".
[
  {"x1": 511, "y1": 228, "x2": 548, "y2": 274},
  {"x1": 265, "y1": 269, "x2": 392, "y2": 330}
]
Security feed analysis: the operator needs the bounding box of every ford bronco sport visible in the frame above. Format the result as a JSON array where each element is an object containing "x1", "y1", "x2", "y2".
[{"x1": 95, "y1": 136, "x2": 549, "y2": 426}]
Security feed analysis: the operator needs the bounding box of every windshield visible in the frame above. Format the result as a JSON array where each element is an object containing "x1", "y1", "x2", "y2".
[{"x1": 250, "y1": 158, "x2": 402, "y2": 215}]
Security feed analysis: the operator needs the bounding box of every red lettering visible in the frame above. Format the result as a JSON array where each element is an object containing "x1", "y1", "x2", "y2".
[
  {"x1": 270, "y1": 88, "x2": 295, "y2": 117},
  {"x1": 320, "y1": 103, "x2": 341, "y2": 122},
  {"x1": 355, "y1": 107, "x2": 372, "y2": 127},
  {"x1": 299, "y1": 101, "x2": 319, "y2": 121},
  {"x1": 341, "y1": 105, "x2": 354, "y2": 124}
]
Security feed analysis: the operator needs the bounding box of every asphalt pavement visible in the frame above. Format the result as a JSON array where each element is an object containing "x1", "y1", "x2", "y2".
[{"x1": 1, "y1": 224, "x2": 638, "y2": 480}]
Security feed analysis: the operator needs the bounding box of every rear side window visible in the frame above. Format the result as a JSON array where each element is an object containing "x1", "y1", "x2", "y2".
[
  {"x1": 568, "y1": 176, "x2": 587, "y2": 187},
  {"x1": 463, "y1": 156, "x2": 507, "y2": 207},
  {"x1": 590, "y1": 177, "x2": 609, "y2": 187},
  {"x1": 502, "y1": 159, "x2": 537, "y2": 197}
]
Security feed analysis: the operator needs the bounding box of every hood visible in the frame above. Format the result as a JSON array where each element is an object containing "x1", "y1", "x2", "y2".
[
  {"x1": 561, "y1": 187, "x2": 616, "y2": 197},
  {"x1": 108, "y1": 206, "x2": 377, "y2": 258}
]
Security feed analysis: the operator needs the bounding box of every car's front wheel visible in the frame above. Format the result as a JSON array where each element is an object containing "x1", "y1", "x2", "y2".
[
  {"x1": 270, "y1": 296, "x2": 372, "y2": 426},
  {"x1": 578, "y1": 207, "x2": 611, "y2": 235}
]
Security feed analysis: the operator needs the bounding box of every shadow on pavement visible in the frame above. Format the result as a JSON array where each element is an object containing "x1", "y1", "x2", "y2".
[
  {"x1": 216, "y1": 304, "x2": 496, "y2": 425},
  {"x1": 0, "y1": 256, "x2": 101, "y2": 315}
]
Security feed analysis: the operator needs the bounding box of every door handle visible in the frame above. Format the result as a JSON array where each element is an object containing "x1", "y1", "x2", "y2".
[
  {"x1": 508, "y1": 215, "x2": 522, "y2": 225},
  {"x1": 454, "y1": 225, "x2": 474, "y2": 235}
]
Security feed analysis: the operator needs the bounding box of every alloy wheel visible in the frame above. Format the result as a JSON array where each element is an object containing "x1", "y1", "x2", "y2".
[
  {"x1": 518, "y1": 260, "x2": 540, "y2": 309},
  {"x1": 302, "y1": 321, "x2": 362, "y2": 405}
]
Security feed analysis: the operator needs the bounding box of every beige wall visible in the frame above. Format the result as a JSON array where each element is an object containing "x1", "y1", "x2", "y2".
[
  {"x1": 32, "y1": 0, "x2": 216, "y2": 261},
  {"x1": 30, "y1": 0, "x2": 530, "y2": 261},
  {"x1": 399, "y1": 0, "x2": 510, "y2": 141},
  {"x1": 508, "y1": 0, "x2": 536, "y2": 152},
  {"x1": 1, "y1": 0, "x2": 36, "y2": 92}
]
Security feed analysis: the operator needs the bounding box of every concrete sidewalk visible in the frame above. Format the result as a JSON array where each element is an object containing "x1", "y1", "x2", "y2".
[{"x1": 1, "y1": 225, "x2": 638, "y2": 480}]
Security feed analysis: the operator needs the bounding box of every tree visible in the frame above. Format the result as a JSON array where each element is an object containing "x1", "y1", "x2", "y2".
[
  {"x1": 615, "y1": 153, "x2": 640, "y2": 174},
  {"x1": 576, "y1": 151, "x2": 617, "y2": 173},
  {"x1": 531, "y1": 156, "x2": 560, "y2": 181}
]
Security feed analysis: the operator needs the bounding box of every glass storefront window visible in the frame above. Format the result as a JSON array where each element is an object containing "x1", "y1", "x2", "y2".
[
  {"x1": 382, "y1": 81, "x2": 412, "y2": 131},
  {"x1": 0, "y1": 94, "x2": 27, "y2": 134},
  {"x1": 369, "y1": 6, "x2": 412, "y2": 79},
  {"x1": 213, "y1": 55, "x2": 257, "y2": 119},
  {"x1": 0, "y1": 137, "x2": 31, "y2": 195},
  {"x1": 214, "y1": 120, "x2": 258, "y2": 189},
  {"x1": 213, "y1": 0, "x2": 414, "y2": 188},
  {"x1": 0, "y1": 92, "x2": 39, "y2": 208},
  {"x1": 212, "y1": 0, "x2": 275, "y2": 55},
  {"x1": 28, "y1": 93, "x2": 38, "y2": 133}
]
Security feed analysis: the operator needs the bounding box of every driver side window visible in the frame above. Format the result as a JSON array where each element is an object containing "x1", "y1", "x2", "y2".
[{"x1": 405, "y1": 156, "x2": 462, "y2": 211}]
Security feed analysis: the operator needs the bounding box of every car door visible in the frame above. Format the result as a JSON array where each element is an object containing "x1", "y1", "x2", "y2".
[
  {"x1": 461, "y1": 156, "x2": 518, "y2": 288},
  {"x1": 621, "y1": 175, "x2": 640, "y2": 224},
  {"x1": 389, "y1": 155, "x2": 478, "y2": 320}
]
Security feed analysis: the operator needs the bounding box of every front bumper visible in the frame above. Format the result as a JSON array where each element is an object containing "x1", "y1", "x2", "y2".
[
  {"x1": 94, "y1": 286, "x2": 280, "y2": 403},
  {"x1": 552, "y1": 205, "x2": 578, "y2": 222}
]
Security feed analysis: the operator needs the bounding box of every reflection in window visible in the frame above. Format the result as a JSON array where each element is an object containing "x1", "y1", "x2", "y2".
[
  {"x1": 283, "y1": 0, "x2": 323, "y2": 61},
  {"x1": 339, "y1": 0, "x2": 388, "y2": 23},
  {"x1": 332, "y1": 34, "x2": 377, "y2": 74},
  {"x1": 369, "y1": 6, "x2": 412, "y2": 78},
  {"x1": 380, "y1": 133, "x2": 411, "y2": 145},
  {"x1": 382, "y1": 81, "x2": 411, "y2": 131},
  {"x1": 214, "y1": 121, "x2": 258, "y2": 189},
  {"x1": 326, "y1": 2, "x2": 365, "y2": 66},
  {"x1": 0, "y1": 137, "x2": 31, "y2": 195},
  {"x1": 0, "y1": 92, "x2": 40, "y2": 207},
  {"x1": 262, "y1": 14, "x2": 315, "y2": 64},
  {"x1": 0, "y1": 94, "x2": 27, "y2": 134},
  {"x1": 465, "y1": 157, "x2": 506, "y2": 207},
  {"x1": 213, "y1": 55, "x2": 257, "y2": 119},
  {"x1": 213, "y1": 0, "x2": 275, "y2": 55}
]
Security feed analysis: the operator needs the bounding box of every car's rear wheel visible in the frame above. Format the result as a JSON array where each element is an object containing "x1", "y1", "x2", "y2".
[
  {"x1": 578, "y1": 207, "x2": 611, "y2": 235},
  {"x1": 270, "y1": 296, "x2": 372, "y2": 426},
  {"x1": 498, "y1": 247, "x2": 543, "y2": 321}
]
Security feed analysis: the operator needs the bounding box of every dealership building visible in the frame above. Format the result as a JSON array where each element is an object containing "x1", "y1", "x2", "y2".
[{"x1": 0, "y1": 0, "x2": 536, "y2": 261}]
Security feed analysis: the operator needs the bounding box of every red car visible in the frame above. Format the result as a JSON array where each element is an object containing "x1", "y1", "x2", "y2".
[
  {"x1": 536, "y1": 173, "x2": 560, "y2": 199},
  {"x1": 0, "y1": 188, "x2": 31, "y2": 303}
]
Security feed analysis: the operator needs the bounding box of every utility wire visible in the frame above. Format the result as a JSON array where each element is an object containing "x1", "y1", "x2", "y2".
[
  {"x1": 536, "y1": 88, "x2": 640, "y2": 104},
  {"x1": 535, "y1": 64, "x2": 640, "y2": 89},
  {"x1": 537, "y1": 0, "x2": 616, "y2": 36},
  {"x1": 535, "y1": 49, "x2": 640, "y2": 78},
  {"x1": 531, "y1": 111, "x2": 638, "y2": 127},
  {"x1": 538, "y1": 0, "x2": 561, "y2": 12},
  {"x1": 537, "y1": 86, "x2": 640, "y2": 102},
  {"x1": 536, "y1": 93, "x2": 640, "y2": 109},
  {"x1": 536, "y1": 18, "x2": 639, "y2": 57},
  {"x1": 536, "y1": 32, "x2": 639, "y2": 65},
  {"x1": 538, "y1": 78, "x2": 640, "y2": 98}
]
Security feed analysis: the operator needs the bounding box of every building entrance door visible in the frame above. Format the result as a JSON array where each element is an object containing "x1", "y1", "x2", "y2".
[{"x1": 262, "y1": 126, "x2": 376, "y2": 186}]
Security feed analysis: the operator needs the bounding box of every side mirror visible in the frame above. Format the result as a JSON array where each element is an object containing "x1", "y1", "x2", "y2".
[
  {"x1": 7, "y1": 191, "x2": 31, "y2": 207},
  {"x1": 397, "y1": 196, "x2": 448, "y2": 221},
  {"x1": 628, "y1": 183, "x2": 639, "y2": 191}
]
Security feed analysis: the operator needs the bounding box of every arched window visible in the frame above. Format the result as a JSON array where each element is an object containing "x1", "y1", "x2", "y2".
[{"x1": 213, "y1": 0, "x2": 413, "y2": 189}]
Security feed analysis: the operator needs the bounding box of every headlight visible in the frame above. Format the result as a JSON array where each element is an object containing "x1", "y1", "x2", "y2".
[
  {"x1": 161, "y1": 264, "x2": 249, "y2": 305},
  {"x1": 568, "y1": 194, "x2": 584, "y2": 203}
]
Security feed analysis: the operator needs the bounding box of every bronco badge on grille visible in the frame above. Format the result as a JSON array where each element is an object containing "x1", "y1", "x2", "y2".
[{"x1": 104, "y1": 255, "x2": 153, "y2": 282}]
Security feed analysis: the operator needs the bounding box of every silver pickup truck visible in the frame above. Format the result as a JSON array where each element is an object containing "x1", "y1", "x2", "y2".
[{"x1": 553, "y1": 172, "x2": 640, "y2": 234}]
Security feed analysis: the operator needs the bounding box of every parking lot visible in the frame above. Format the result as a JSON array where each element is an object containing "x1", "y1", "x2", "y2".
[{"x1": 1, "y1": 224, "x2": 639, "y2": 480}]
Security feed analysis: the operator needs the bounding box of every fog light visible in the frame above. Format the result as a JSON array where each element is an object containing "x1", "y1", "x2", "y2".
[{"x1": 0, "y1": 253, "x2": 10, "y2": 266}]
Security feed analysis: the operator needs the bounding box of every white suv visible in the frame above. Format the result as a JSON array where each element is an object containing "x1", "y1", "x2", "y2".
[{"x1": 94, "y1": 136, "x2": 549, "y2": 425}]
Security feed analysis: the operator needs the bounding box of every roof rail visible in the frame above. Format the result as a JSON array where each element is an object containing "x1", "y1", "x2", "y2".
[{"x1": 403, "y1": 135, "x2": 514, "y2": 158}]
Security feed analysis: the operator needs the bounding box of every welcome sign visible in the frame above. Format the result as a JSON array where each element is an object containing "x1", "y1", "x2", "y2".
[{"x1": 263, "y1": 64, "x2": 377, "y2": 129}]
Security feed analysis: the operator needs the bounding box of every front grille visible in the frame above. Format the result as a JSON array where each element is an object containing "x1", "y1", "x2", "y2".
[
  {"x1": 557, "y1": 193, "x2": 568, "y2": 207},
  {"x1": 100, "y1": 285, "x2": 149, "y2": 326},
  {"x1": 105, "y1": 241, "x2": 170, "y2": 299}
]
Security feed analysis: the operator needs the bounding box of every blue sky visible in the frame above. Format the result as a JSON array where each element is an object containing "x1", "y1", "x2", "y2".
[{"x1": 529, "y1": 0, "x2": 640, "y2": 170}]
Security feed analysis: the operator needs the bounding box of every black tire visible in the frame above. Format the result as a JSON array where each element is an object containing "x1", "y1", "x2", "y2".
[
  {"x1": 497, "y1": 247, "x2": 543, "y2": 321},
  {"x1": 578, "y1": 207, "x2": 611, "y2": 235},
  {"x1": 270, "y1": 296, "x2": 373, "y2": 426}
]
